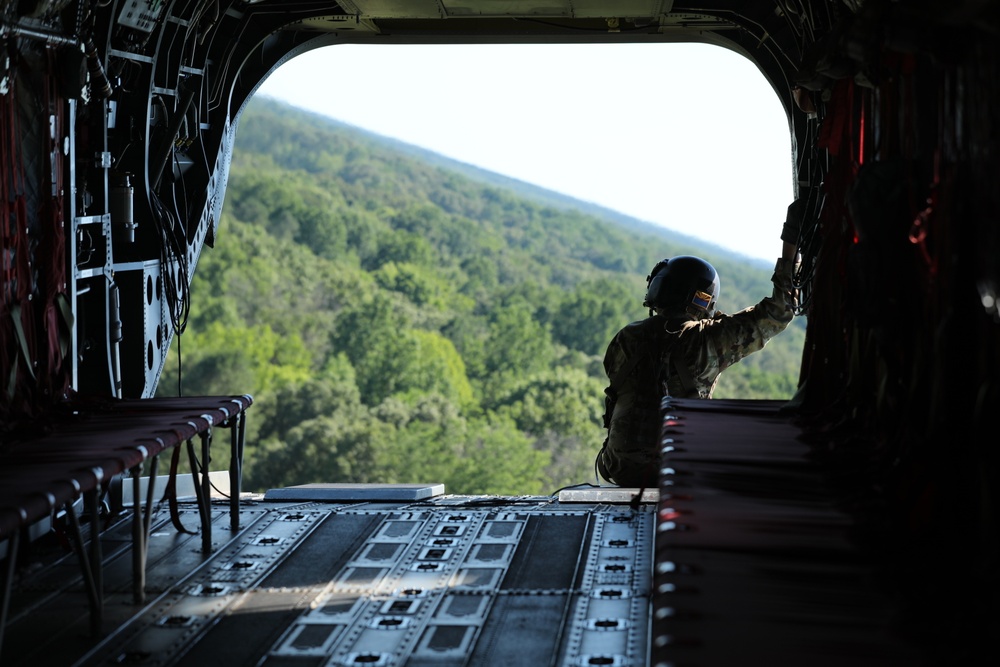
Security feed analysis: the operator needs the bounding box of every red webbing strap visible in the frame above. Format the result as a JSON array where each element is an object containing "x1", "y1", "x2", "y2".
[
  {"x1": 1, "y1": 67, "x2": 36, "y2": 419},
  {"x1": 817, "y1": 79, "x2": 852, "y2": 158},
  {"x1": 12, "y1": 193, "x2": 35, "y2": 384},
  {"x1": 798, "y1": 80, "x2": 858, "y2": 420},
  {"x1": 1, "y1": 87, "x2": 13, "y2": 411},
  {"x1": 38, "y1": 48, "x2": 71, "y2": 402},
  {"x1": 908, "y1": 148, "x2": 941, "y2": 279}
]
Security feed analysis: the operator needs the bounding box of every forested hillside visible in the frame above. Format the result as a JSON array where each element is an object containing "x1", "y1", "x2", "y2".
[{"x1": 158, "y1": 97, "x2": 806, "y2": 495}]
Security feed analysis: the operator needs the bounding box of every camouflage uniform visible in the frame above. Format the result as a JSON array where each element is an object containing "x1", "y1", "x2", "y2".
[{"x1": 597, "y1": 258, "x2": 796, "y2": 487}]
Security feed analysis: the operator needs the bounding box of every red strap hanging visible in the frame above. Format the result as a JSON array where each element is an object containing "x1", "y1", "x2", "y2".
[
  {"x1": 38, "y1": 46, "x2": 71, "y2": 402},
  {"x1": 1, "y1": 59, "x2": 37, "y2": 420}
]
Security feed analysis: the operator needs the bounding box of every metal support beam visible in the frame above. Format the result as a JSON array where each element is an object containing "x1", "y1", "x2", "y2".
[
  {"x1": 229, "y1": 413, "x2": 244, "y2": 530},
  {"x1": 0, "y1": 530, "x2": 20, "y2": 661},
  {"x1": 66, "y1": 499, "x2": 102, "y2": 637},
  {"x1": 201, "y1": 430, "x2": 212, "y2": 551},
  {"x1": 144, "y1": 455, "x2": 159, "y2": 538},
  {"x1": 186, "y1": 437, "x2": 212, "y2": 553},
  {"x1": 131, "y1": 466, "x2": 145, "y2": 604},
  {"x1": 85, "y1": 488, "x2": 102, "y2": 608}
]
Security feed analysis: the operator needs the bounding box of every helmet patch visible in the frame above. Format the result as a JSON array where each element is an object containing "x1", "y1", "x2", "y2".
[{"x1": 691, "y1": 290, "x2": 713, "y2": 311}]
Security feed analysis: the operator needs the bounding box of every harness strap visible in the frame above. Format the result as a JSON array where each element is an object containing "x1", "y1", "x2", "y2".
[{"x1": 670, "y1": 353, "x2": 697, "y2": 396}]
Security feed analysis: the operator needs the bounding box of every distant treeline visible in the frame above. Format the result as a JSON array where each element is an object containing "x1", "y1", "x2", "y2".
[{"x1": 158, "y1": 97, "x2": 805, "y2": 495}]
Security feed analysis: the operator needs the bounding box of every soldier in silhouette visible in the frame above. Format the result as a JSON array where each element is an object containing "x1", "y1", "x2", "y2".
[{"x1": 597, "y1": 212, "x2": 799, "y2": 488}]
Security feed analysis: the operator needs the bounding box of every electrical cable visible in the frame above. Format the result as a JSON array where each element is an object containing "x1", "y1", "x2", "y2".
[{"x1": 149, "y1": 189, "x2": 191, "y2": 336}]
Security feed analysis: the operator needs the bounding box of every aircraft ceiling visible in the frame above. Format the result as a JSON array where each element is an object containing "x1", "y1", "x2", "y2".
[{"x1": 1, "y1": 4, "x2": 998, "y2": 662}]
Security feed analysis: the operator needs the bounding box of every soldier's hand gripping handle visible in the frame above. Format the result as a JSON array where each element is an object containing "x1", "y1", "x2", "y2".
[
  {"x1": 781, "y1": 199, "x2": 805, "y2": 246},
  {"x1": 773, "y1": 201, "x2": 802, "y2": 309}
]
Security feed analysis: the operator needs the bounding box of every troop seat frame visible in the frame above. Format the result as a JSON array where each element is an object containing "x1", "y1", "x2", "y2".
[{"x1": 0, "y1": 394, "x2": 252, "y2": 657}]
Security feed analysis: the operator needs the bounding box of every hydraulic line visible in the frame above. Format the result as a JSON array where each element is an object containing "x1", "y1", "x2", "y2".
[{"x1": 151, "y1": 77, "x2": 199, "y2": 191}]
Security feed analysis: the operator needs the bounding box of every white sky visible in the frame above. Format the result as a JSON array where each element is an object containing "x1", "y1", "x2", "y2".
[{"x1": 256, "y1": 42, "x2": 794, "y2": 263}]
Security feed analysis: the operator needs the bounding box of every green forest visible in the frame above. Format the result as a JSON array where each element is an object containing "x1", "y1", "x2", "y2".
[{"x1": 158, "y1": 97, "x2": 806, "y2": 496}]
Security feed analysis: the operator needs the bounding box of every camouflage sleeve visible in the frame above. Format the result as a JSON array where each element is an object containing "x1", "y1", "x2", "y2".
[
  {"x1": 603, "y1": 330, "x2": 629, "y2": 379},
  {"x1": 673, "y1": 259, "x2": 795, "y2": 396},
  {"x1": 769, "y1": 257, "x2": 796, "y2": 312}
]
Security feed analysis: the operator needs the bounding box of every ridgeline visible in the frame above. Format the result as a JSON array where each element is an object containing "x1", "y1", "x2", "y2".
[{"x1": 158, "y1": 96, "x2": 806, "y2": 495}]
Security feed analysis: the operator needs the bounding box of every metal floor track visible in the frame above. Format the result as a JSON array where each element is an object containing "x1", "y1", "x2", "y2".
[
  {"x1": 3, "y1": 495, "x2": 655, "y2": 667},
  {"x1": 4, "y1": 399, "x2": 954, "y2": 666}
]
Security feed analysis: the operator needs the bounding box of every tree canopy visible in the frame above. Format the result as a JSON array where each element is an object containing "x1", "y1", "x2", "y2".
[{"x1": 158, "y1": 97, "x2": 806, "y2": 496}]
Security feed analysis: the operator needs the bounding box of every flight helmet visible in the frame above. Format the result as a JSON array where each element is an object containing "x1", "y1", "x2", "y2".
[{"x1": 643, "y1": 255, "x2": 720, "y2": 318}]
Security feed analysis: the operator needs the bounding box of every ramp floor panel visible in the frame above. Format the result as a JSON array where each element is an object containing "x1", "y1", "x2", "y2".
[
  {"x1": 2, "y1": 398, "x2": 952, "y2": 666},
  {"x1": 4, "y1": 498, "x2": 654, "y2": 667}
]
